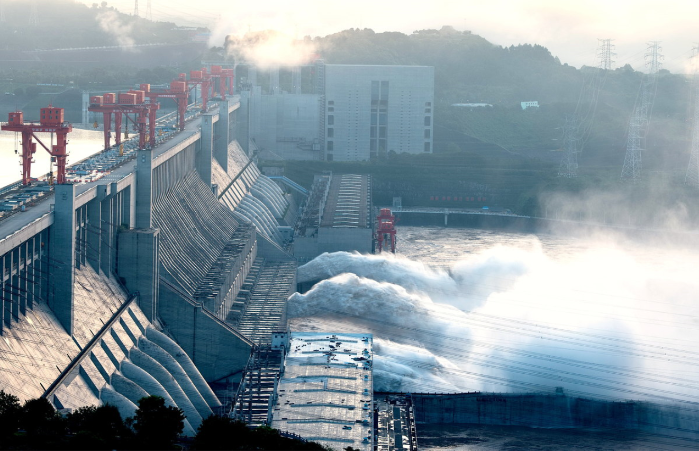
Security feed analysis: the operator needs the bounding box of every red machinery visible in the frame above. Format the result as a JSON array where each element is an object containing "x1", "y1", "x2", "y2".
[
  {"x1": 144, "y1": 79, "x2": 189, "y2": 132},
  {"x1": 210, "y1": 65, "x2": 235, "y2": 100},
  {"x1": 375, "y1": 208, "x2": 397, "y2": 253},
  {"x1": 89, "y1": 90, "x2": 159, "y2": 151},
  {"x1": 1, "y1": 107, "x2": 73, "y2": 185},
  {"x1": 187, "y1": 68, "x2": 212, "y2": 112}
]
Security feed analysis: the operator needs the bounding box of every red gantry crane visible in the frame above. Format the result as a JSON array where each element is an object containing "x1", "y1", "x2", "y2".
[
  {"x1": 88, "y1": 90, "x2": 160, "y2": 150},
  {"x1": 187, "y1": 68, "x2": 212, "y2": 112},
  {"x1": 210, "y1": 65, "x2": 235, "y2": 100},
  {"x1": 144, "y1": 79, "x2": 189, "y2": 132},
  {"x1": 89, "y1": 90, "x2": 159, "y2": 151},
  {"x1": 2, "y1": 107, "x2": 73, "y2": 185},
  {"x1": 375, "y1": 208, "x2": 397, "y2": 253}
]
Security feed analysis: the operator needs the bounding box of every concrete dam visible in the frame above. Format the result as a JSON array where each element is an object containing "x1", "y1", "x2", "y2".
[{"x1": 0, "y1": 98, "x2": 298, "y2": 434}]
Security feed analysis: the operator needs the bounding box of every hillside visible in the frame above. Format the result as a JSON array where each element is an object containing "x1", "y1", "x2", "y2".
[{"x1": 312, "y1": 27, "x2": 692, "y2": 173}]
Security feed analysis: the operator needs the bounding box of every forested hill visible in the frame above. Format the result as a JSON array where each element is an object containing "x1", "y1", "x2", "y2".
[
  {"x1": 0, "y1": 0, "x2": 200, "y2": 50},
  {"x1": 312, "y1": 27, "x2": 691, "y2": 174},
  {"x1": 318, "y1": 27, "x2": 580, "y2": 105}
]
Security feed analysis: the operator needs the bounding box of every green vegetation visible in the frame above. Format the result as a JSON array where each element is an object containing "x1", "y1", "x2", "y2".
[
  {"x1": 0, "y1": 391, "x2": 322, "y2": 450},
  {"x1": 0, "y1": 0, "x2": 195, "y2": 50},
  {"x1": 263, "y1": 26, "x2": 699, "y2": 226},
  {"x1": 192, "y1": 415, "x2": 326, "y2": 450}
]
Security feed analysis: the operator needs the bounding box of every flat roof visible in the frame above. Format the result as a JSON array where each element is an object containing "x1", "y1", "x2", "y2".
[
  {"x1": 271, "y1": 332, "x2": 374, "y2": 450},
  {"x1": 320, "y1": 175, "x2": 370, "y2": 229}
]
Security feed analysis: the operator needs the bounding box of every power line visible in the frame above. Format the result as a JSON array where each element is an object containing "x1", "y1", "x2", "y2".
[
  {"x1": 685, "y1": 44, "x2": 699, "y2": 187},
  {"x1": 621, "y1": 41, "x2": 662, "y2": 182},
  {"x1": 28, "y1": 0, "x2": 38, "y2": 27},
  {"x1": 558, "y1": 39, "x2": 611, "y2": 177}
]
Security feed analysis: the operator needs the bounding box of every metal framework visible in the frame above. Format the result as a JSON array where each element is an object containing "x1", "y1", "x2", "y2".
[
  {"x1": 88, "y1": 91, "x2": 159, "y2": 151},
  {"x1": 686, "y1": 46, "x2": 699, "y2": 187},
  {"x1": 621, "y1": 41, "x2": 662, "y2": 182},
  {"x1": 558, "y1": 39, "x2": 613, "y2": 178},
  {"x1": 144, "y1": 79, "x2": 189, "y2": 131},
  {"x1": 375, "y1": 208, "x2": 397, "y2": 253},
  {"x1": 187, "y1": 68, "x2": 213, "y2": 112},
  {"x1": 1, "y1": 107, "x2": 73, "y2": 185}
]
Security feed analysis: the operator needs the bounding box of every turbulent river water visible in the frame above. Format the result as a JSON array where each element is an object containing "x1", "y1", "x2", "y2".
[{"x1": 290, "y1": 226, "x2": 699, "y2": 404}]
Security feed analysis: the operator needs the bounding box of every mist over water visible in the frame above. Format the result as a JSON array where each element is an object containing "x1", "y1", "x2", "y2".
[{"x1": 289, "y1": 227, "x2": 699, "y2": 403}]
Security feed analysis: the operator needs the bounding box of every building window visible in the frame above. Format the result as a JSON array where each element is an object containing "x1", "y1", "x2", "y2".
[
  {"x1": 328, "y1": 100, "x2": 334, "y2": 105},
  {"x1": 327, "y1": 115, "x2": 334, "y2": 125},
  {"x1": 327, "y1": 128, "x2": 334, "y2": 138},
  {"x1": 379, "y1": 113, "x2": 387, "y2": 125},
  {"x1": 425, "y1": 102, "x2": 431, "y2": 106},
  {"x1": 424, "y1": 129, "x2": 431, "y2": 139},
  {"x1": 424, "y1": 116, "x2": 431, "y2": 126},
  {"x1": 379, "y1": 127, "x2": 387, "y2": 138},
  {"x1": 425, "y1": 108, "x2": 431, "y2": 113},
  {"x1": 424, "y1": 142, "x2": 431, "y2": 152},
  {"x1": 328, "y1": 107, "x2": 334, "y2": 112},
  {"x1": 370, "y1": 126, "x2": 377, "y2": 138},
  {"x1": 327, "y1": 141, "x2": 333, "y2": 151},
  {"x1": 327, "y1": 154, "x2": 333, "y2": 161}
]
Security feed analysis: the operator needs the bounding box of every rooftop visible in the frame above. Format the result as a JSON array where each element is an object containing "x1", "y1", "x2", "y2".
[{"x1": 271, "y1": 332, "x2": 374, "y2": 450}]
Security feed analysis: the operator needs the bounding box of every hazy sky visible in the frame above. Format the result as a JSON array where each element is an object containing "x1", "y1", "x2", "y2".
[{"x1": 87, "y1": 0, "x2": 699, "y2": 72}]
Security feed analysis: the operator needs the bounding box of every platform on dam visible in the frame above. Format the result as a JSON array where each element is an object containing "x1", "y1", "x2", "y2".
[{"x1": 270, "y1": 332, "x2": 375, "y2": 450}]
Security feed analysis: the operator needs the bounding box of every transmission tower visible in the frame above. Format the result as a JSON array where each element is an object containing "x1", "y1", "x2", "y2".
[
  {"x1": 146, "y1": 0, "x2": 152, "y2": 21},
  {"x1": 28, "y1": 0, "x2": 38, "y2": 27},
  {"x1": 558, "y1": 116, "x2": 579, "y2": 177},
  {"x1": 558, "y1": 39, "x2": 611, "y2": 177},
  {"x1": 620, "y1": 41, "x2": 662, "y2": 182},
  {"x1": 685, "y1": 46, "x2": 699, "y2": 187},
  {"x1": 134, "y1": 0, "x2": 139, "y2": 16}
]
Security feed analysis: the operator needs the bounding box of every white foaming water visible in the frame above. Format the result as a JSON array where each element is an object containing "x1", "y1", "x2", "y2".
[{"x1": 289, "y1": 227, "x2": 699, "y2": 403}]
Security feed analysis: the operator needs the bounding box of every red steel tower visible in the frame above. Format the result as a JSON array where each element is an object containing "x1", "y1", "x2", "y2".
[
  {"x1": 144, "y1": 79, "x2": 189, "y2": 132},
  {"x1": 2, "y1": 107, "x2": 73, "y2": 185},
  {"x1": 187, "y1": 68, "x2": 212, "y2": 112},
  {"x1": 375, "y1": 208, "x2": 397, "y2": 253},
  {"x1": 89, "y1": 90, "x2": 159, "y2": 151}
]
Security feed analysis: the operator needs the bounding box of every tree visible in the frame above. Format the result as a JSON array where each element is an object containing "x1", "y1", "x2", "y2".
[
  {"x1": 133, "y1": 395, "x2": 185, "y2": 450},
  {"x1": 0, "y1": 390, "x2": 21, "y2": 439},
  {"x1": 192, "y1": 415, "x2": 250, "y2": 450},
  {"x1": 21, "y1": 397, "x2": 67, "y2": 448},
  {"x1": 67, "y1": 404, "x2": 133, "y2": 449}
]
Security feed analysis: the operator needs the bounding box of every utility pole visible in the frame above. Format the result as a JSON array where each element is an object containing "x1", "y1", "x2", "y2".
[
  {"x1": 28, "y1": 0, "x2": 38, "y2": 27},
  {"x1": 621, "y1": 41, "x2": 662, "y2": 182},
  {"x1": 685, "y1": 46, "x2": 699, "y2": 187},
  {"x1": 134, "y1": 0, "x2": 139, "y2": 17},
  {"x1": 558, "y1": 39, "x2": 612, "y2": 177}
]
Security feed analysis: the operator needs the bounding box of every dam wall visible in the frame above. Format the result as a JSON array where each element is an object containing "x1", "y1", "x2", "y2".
[
  {"x1": 412, "y1": 393, "x2": 699, "y2": 439},
  {"x1": 0, "y1": 98, "x2": 298, "y2": 425}
]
